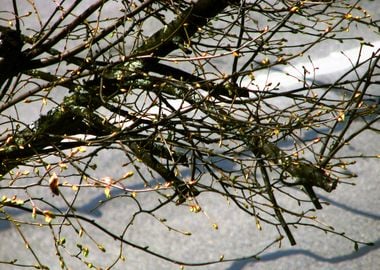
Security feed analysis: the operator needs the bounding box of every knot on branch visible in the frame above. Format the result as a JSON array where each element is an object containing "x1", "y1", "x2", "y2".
[
  {"x1": 128, "y1": 141, "x2": 199, "y2": 204},
  {"x1": 0, "y1": 28, "x2": 23, "y2": 58},
  {"x1": 0, "y1": 27, "x2": 25, "y2": 85},
  {"x1": 286, "y1": 162, "x2": 337, "y2": 192}
]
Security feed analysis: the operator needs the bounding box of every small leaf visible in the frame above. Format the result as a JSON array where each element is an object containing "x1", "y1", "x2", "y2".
[
  {"x1": 59, "y1": 163, "x2": 68, "y2": 171},
  {"x1": 58, "y1": 237, "x2": 66, "y2": 245},
  {"x1": 261, "y1": 57, "x2": 270, "y2": 65},
  {"x1": 12, "y1": 197, "x2": 24, "y2": 205},
  {"x1": 43, "y1": 210, "x2": 55, "y2": 223},
  {"x1": 272, "y1": 128, "x2": 280, "y2": 136},
  {"x1": 290, "y1": 6, "x2": 299, "y2": 13},
  {"x1": 212, "y1": 223, "x2": 219, "y2": 230},
  {"x1": 190, "y1": 204, "x2": 201, "y2": 213},
  {"x1": 256, "y1": 219, "x2": 262, "y2": 231},
  {"x1": 82, "y1": 246, "x2": 89, "y2": 257},
  {"x1": 337, "y1": 111, "x2": 345, "y2": 122},
  {"x1": 123, "y1": 171, "x2": 134, "y2": 178},
  {"x1": 79, "y1": 146, "x2": 87, "y2": 152},
  {"x1": 104, "y1": 187, "x2": 111, "y2": 199},
  {"x1": 49, "y1": 172, "x2": 60, "y2": 196},
  {"x1": 344, "y1": 13, "x2": 353, "y2": 20},
  {"x1": 97, "y1": 244, "x2": 106, "y2": 252},
  {"x1": 32, "y1": 207, "x2": 36, "y2": 219},
  {"x1": 232, "y1": 51, "x2": 239, "y2": 57}
]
